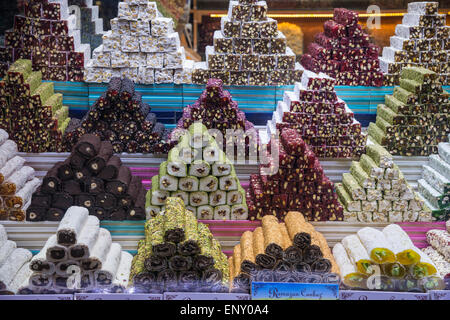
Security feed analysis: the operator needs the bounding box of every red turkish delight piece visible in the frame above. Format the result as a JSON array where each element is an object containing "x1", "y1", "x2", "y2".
[
  {"x1": 51, "y1": 20, "x2": 68, "y2": 36},
  {"x1": 272, "y1": 194, "x2": 288, "y2": 208},
  {"x1": 333, "y1": 8, "x2": 359, "y2": 27},
  {"x1": 299, "y1": 54, "x2": 319, "y2": 73},
  {"x1": 324, "y1": 20, "x2": 346, "y2": 38},
  {"x1": 314, "y1": 32, "x2": 339, "y2": 50},
  {"x1": 43, "y1": 2, "x2": 61, "y2": 20}
]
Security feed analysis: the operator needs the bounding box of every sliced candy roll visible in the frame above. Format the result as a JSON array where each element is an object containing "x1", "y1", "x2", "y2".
[
  {"x1": 231, "y1": 204, "x2": 248, "y2": 220},
  {"x1": 150, "y1": 175, "x2": 169, "y2": 206},
  {"x1": 41, "y1": 163, "x2": 62, "y2": 194},
  {"x1": 0, "y1": 248, "x2": 32, "y2": 291},
  {"x1": 0, "y1": 140, "x2": 18, "y2": 173},
  {"x1": 332, "y1": 243, "x2": 367, "y2": 288},
  {"x1": 167, "y1": 148, "x2": 188, "y2": 177},
  {"x1": 95, "y1": 192, "x2": 117, "y2": 210},
  {"x1": 170, "y1": 191, "x2": 189, "y2": 205},
  {"x1": 75, "y1": 133, "x2": 101, "y2": 159},
  {"x1": 426, "y1": 229, "x2": 449, "y2": 261},
  {"x1": 382, "y1": 224, "x2": 420, "y2": 265},
  {"x1": 159, "y1": 161, "x2": 178, "y2": 191},
  {"x1": 56, "y1": 206, "x2": 89, "y2": 246},
  {"x1": 0, "y1": 156, "x2": 26, "y2": 186},
  {"x1": 341, "y1": 235, "x2": 374, "y2": 275},
  {"x1": 203, "y1": 142, "x2": 221, "y2": 163},
  {"x1": 0, "y1": 240, "x2": 16, "y2": 266},
  {"x1": 57, "y1": 159, "x2": 74, "y2": 181},
  {"x1": 5, "y1": 177, "x2": 40, "y2": 209},
  {"x1": 55, "y1": 259, "x2": 81, "y2": 277},
  {"x1": 97, "y1": 155, "x2": 122, "y2": 180},
  {"x1": 199, "y1": 175, "x2": 218, "y2": 192},
  {"x1": 197, "y1": 205, "x2": 214, "y2": 220},
  {"x1": 227, "y1": 188, "x2": 244, "y2": 206},
  {"x1": 382, "y1": 262, "x2": 406, "y2": 279},
  {"x1": 73, "y1": 167, "x2": 91, "y2": 183},
  {"x1": 357, "y1": 227, "x2": 396, "y2": 264},
  {"x1": 29, "y1": 235, "x2": 56, "y2": 274},
  {"x1": 29, "y1": 271, "x2": 53, "y2": 289},
  {"x1": 360, "y1": 154, "x2": 384, "y2": 179},
  {"x1": 189, "y1": 191, "x2": 208, "y2": 207},
  {"x1": 68, "y1": 216, "x2": 100, "y2": 260},
  {"x1": 336, "y1": 183, "x2": 361, "y2": 212},
  {"x1": 212, "y1": 160, "x2": 233, "y2": 177},
  {"x1": 178, "y1": 176, "x2": 199, "y2": 192},
  {"x1": 186, "y1": 206, "x2": 196, "y2": 215},
  {"x1": 189, "y1": 160, "x2": 211, "y2": 178},
  {"x1": 69, "y1": 150, "x2": 87, "y2": 169},
  {"x1": 106, "y1": 165, "x2": 132, "y2": 195},
  {"x1": 86, "y1": 141, "x2": 113, "y2": 175},
  {"x1": 62, "y1": 180, "x2": 83, "y2": 195},
  {"x1": 46, "y1": 237, "x2": 69, "y2": 263},
  {"x1": 210, "y1": 190, "x2": 226, "y2": 206},
  {"x1": 76, "y1": 194, "x2": 96, "y2": 210},
  {"x1": 409, "y1": 249, "x2": 438, "y2": 279},
  {"x1": 188, "y1": 122, "x2": 210, "y2": 149},
  {"x1": 342, "y1": 172, "x2": 366, "y2": 200},
  {"x1": 2, "y1": 262, "x2": 32, "y2": 295},
  {"x1": 126, "y1": 187, "x2": 146, "y2": 220},
  {"x1": 81, "y1": 228, "x2": 112, "y2": 271},
  {"x1": 219, "y1": 174, "x2": 238, "y2": 191},
  {"x1": 214, "y1": 204, "x2": 231, "y2": 220},
  {"x1": 52, "y1": 193, "x2": 75, "y2": 210},
  {"x1": 111, "y1": 251, "x2": 133, "y2": 292},
  {"x1": 94, "y1": 243, "x2": 122, "y2": 288},
  {"x1": 350, "y1": 161, "x2": 376, "y2": 189}
]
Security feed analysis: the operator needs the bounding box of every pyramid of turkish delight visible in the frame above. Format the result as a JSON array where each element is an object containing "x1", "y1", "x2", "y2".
[
  {"x1": 368, "y1": 67, "x2": 449, "y2": 156},
  {"x1": 68, "y1": 0, "x2": 105, "y2": 53},
  {"x1": 300, "y1": 8, "x2": 383, "y2": 87},
  {"x1": 192, "y1": 0, "x2": 303, "y2": 86},
  {"x1": 0, "y1": 224, "x2": 33, "y2": 295},
  {"x1": 18, "y1": 207, "x2": 133, "y2": 294},
  {"x1": 172, "y1": 78, "x2": 259, "y2": 159},
  {"x1": 379, "y1": 2, "x2": 449, "y2": 86},
  {"x1": 0, "y1": 0, "x2": 91, "y2": 81},
  {"x1": 229, "y1": 212, "x2": 340, "y2": 293},
  {"x1": 63, "y1": 77, "x2": 170, "y2": 154},
  {"x1": 131, "y1": 197, "x2": 229, "y2": 293},
  {"x1": 0, "y1": 130, "x2": 41, "y2": 221},
  {"x1": 147, "y1": 123, "x2": 248, "y2": 220},
  {"x1": 416, "y1": 140, "x2": 450, "y2": 221},
  {"x1": 0, "y1": 60, "x2": 71, "y2": 152},
  {"x1": 246, "y1": 128, "x2": 344, "y2": 222},
  {"x1": 27, "y1": 134, "x2": 147, "y2": 221},
  {"x1": 266, "y1": 69, "x2": 366, "y2": 158},
  {"x1": 84, "y1": 0, "x2": 192, "y2": 84},
  {"x1": 336, "y1": 143, "x2": 432, "y2": 223}
]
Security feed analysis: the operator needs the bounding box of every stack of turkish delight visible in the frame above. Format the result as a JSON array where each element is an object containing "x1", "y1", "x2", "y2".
[
  {"x1": 0, "y1": 0, "x2": 91, "y2": 81},
  {"x1": 172, "y1": 78, "x2": 259, "y2": 159},
  {"x1": 192, "y1": 0, "x2": 303, "y2": 86},
  {"x1": 336, "y1": 143, "x2": 432, "y2": 223},
  {"x1": 0, "y1": 130, "x2": 41, "y2": 221},
  {"x1": 300, "y1": 8, "x2": 383, "y2": 86},
  {"x1": 417, "y1": 140, "x2": 450, "y2": 221},
  {"x1": 147, "y1": 123, "x2": 248, "y2": 220},
  {"x1": 0, "y1": 224, "x2": 33, "y2": 295},
  {"x1": 131, "y1": 197, "x2": 229, "y2": 293},
  {"x1": 368, "y1": 66, "x2": 449, "y2": 156},
  {"x1": 379, "y1": 2, "x2": 449, "y2": 86},
  {"x1": 68, "y1": 0, "x2": 105, "y2": 53},
  {"x1": 0, "y1": 60, "x2": 71, "y2": 152},
  {"x1": 27, "y1": 134, "x2": 147, "y2": 222},
  {"x1": 63, "y1": 77, "x2": 171, "y2": 154},
  {"x1": 266, "y1": 69, "x2": 366, "y2": 158},
  {"x1": 84, "y1": 1, "x2": 192, "y2": 84},
  {"x1": 18, "y1": 207, "x2": 134, "y2": 294},
  {"x1": 246, "y1": 128, "x2": 344, "y2": 222},
  {"x1": 423, "y1": 228, "x2": 449, "y2": 285}
]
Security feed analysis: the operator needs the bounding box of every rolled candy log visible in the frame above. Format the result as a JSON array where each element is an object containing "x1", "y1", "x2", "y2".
[
  {"x1": 5, "y1": 177, "x2": 41, "y2": 209},
  {"x1": 157, "y1": 269, "x2": 178, "y2": 291},
  {"x1": 341, "y1": 234, "x2": 374, "y2": 275},
  {"x1": 311, "y1": 258, "x2": 332, "y2": 273},
  {"x1": 382, "y1": 262, "x2": 407, "y2": 279},
  {"x1": 86, "y1": 177, "x2": 104, "y2": 194},
  {"x1": 239, "y1": 231, "x2": 258, "y2": 275},
  {"x1": 409, "y1": 249, "x2": 438, "y2": 280},
  {"x1": 41, "y1": 163, "x2": 62, "y2": 194},
  {"x1": 97, "y1": 156, "x2": 122, "y2": 180},
  {"x1": 0, "y1": 140, "x2": 18, "y2": 181},
  {"x1": 261, "y1": 215, "x2": 284, "y2": 259},
  {"x1": 29, "y1": 272, "x2": 53, "y2": 289},
  {"x1": 62, "y1": 180, "x2": 83, "y2": 195},
  {"x1": 144, "y1": 256, "x2": 168, "y2": 272},
  {"x1": 178, "y1": 271, "x2": 200, "y2": 292},
  {"x1": 75, "y1": 133, "x2": 101, "y2": 159},
  {"x1": 283, "y1": 245, "x2": 303, "y2": 265},
  {"x1": 73, "y1": 166, "x2": 91, "y2": 183},
  {"x1": 0, "y1": 166, "x2": 35, "y2": 195},
  {"x1": 127, "y1": 187, "x2": 146, "y2": 220},
  {"x1": 29, "y1": 235, "x2": 57, "y2": 274},
  {"x1": 0, "y1": 156, "x2": 26, "y2": 186},
  {"x1": 178, "y1": 211, "x2": 201, "y2": 256},
  {"x1": 0, "y1": 129, "x2": 9, "y2": 146},
  {"x1": 357, "y1": 227, "x2": 396, "y2": 264},
  {"x1": 110, "y1": 251, "x2": 133, "y2": 293},
  {"x1": 105, "y1": 166, "x2": 132, "y2": 196},
  {"x1": 94, "y1": 243, "x2": 122, "y2": 288},
  {"x1": 110, "y1": 208, "x2": 127, "y2": 220},
  {"x1": 231, "y1": 273, "x2": 251, "y2": 293},
  {"x1": 81, "y1": 228, "x2": 112, "y2": 271},
  {"x1": 163, "y1": 197, "x2": 186, "y2": 243},
  {"x1": 0, "y1": 262, "x2": 32, "y2": 295},
  {"x1": 120, "y1": 176, "x2": 140, "y2": 208},
  {"x1": 57, "y1": 159, "x2": 75, "y2": 181},
  {"x1": 293, "y1": 261, "x2": 312, "y2": 273},
  {"x1": 80, "y1": 272, "x2": 95, "y2": 290},
  {"x1": 202, "y1": 268, "x2": 223, "y2": 287},
  {"x1": 69, "y1": 150, "x2": 87, "y2": 169},
  {"x1": 46, "y1": 236, "x2": 69, "y2": 262},
  {"x1": 87, "y1": 141, "x2": 113, "y2": 175},
  {"x1": 52, "y1": 193, "x2": 74, "y2": 210},
  {"x1": 56, "y1": 206, "x2": 89, "y2": 246},
  {"x1": 0, "y1": 248, "x2": 32, "y2": 290},
  {"x1": 168, "y1": 255, "x2": 193, "y2": 272},
  {"x1": 0, "y1": 240, "x2": 17, "y2": 266},
  {"x1": 383, "y1": 224, "x2": 421, "y2": 265},
  {"x1": 76, "y1": 194, "x2": 96, "y2": 210},
  {"x1": 68, "y1": 216, "x2": 100, "y2": 260},
  {"x1": 133, "y1": 272, "x2": 157, "y2": 290}
]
